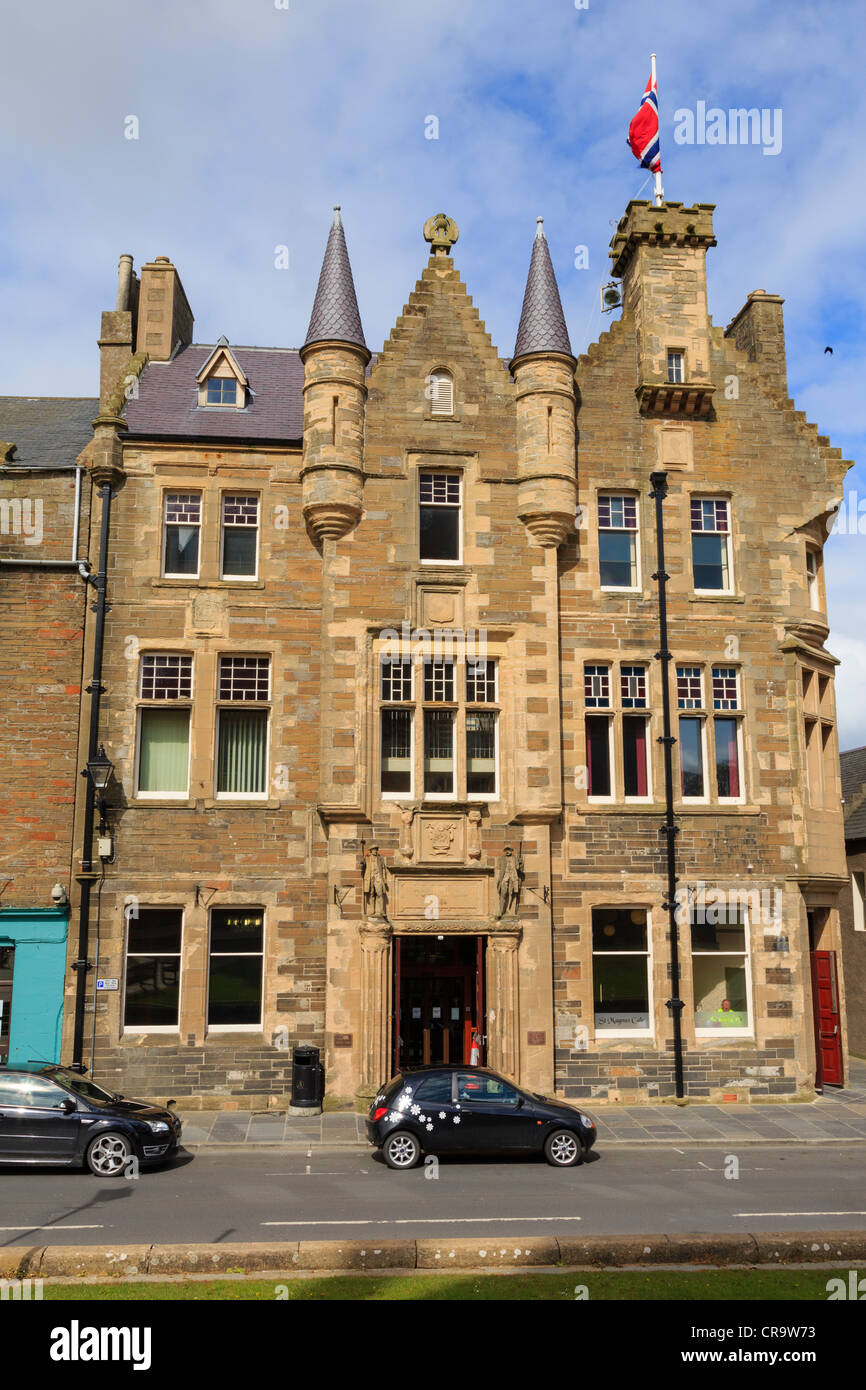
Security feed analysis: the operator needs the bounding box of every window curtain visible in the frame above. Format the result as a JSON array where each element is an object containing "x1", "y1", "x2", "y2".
[
  {"x1": 218, "y1": 710, "x2": 267, "y2": 794},
  {"x1": 139, "y1": 709, "x2": 190, "y2": 793}
]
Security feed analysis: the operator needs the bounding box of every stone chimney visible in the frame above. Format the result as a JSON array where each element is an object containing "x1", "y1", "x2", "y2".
[
  {"x1": 98, "y1": 254, "x2": 140, "y2": 409},
  {"x1": 609, "y1": 200, "x2": 717, "y2": 417},
  {"x1": 725, "y1": 290, "x2": 788, "y2": 403},
  {"x1": 135, "y1": 255, "x2": 194, "y2": 361}
]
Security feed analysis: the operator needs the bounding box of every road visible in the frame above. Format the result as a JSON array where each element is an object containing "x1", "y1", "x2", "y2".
[{"x1": 1, "y1": 1144, "x2": 865, "y2": 1246}]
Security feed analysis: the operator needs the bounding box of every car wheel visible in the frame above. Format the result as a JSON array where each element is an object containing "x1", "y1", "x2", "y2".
[
  {"x1": 85, "y1": 1131, "x2": 133, "y2": 1177},
  {"x1": 544, "y1": 1129, "x2": 584, "y2": 1168},
  {"x1": 382, "y1": 1130, "x2": 422, "y2": 1170}
]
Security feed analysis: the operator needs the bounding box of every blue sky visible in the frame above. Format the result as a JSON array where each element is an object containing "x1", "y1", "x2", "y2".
[{"x1": 2, "y1": 0, "x2": 863, "y2": 743}]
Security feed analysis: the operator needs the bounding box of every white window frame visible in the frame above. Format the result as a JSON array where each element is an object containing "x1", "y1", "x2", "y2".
[
  {"x1": 713, "y1": 715, "x2": 746, "y2": 805},
  {"x1": 667, "y1": 349, "x2": 685, "y2": 384},
  {"x1": 220, "y1": 492, "x2": 260, "y2": 582},
  {"x1": 419, "y1": 471, "x2": 462, "y2": 566},
  {"x1": 692, "y1": 907, "x2": 755, "y2": 1040},
  {"x1": 122, "y1": 905, "x2": 183, "y2": 1035},
  {"x1": 852, "y1": 871, "x2": 866, "y2": 933},
  {"x1": 691, "y1": 496, "x2": 734, "y2": 596},
  {"x1": 214, "y1": 707, "x2": 270, "y2": 801},
  {"x1": 205, "y1": 907, "x2": 265, "y2": 1034},
  {"x1": 135, "y1": 652, "x2": 193, "y2": 800},
  {"x1": 423, "y1": 706, "x2": 457, "y2": 801},
  {"x1": 598, "y1": 493, "x2": 641, "y2": 593},
  {"x1": 466, "y1": 708, "x2": 499, "y2": 802},
  {"x1": 380, "y1": 706, "x2": 415, "y2": 801},
  {"x1": 586, "y1": 713, "x2": 616, "y2": 803},
  {"x1": 214, "y1": 654, "x2": 271, "y2": 801},
  {"x1": 622, "y1": 712, "x2": 652, "y2": 804},
  {"x1": 679, "y1": 714, "x2": 709, "y2": 804},
  {"x1": 162, "y1": 492, "x2": 202, "y2": 579},
  {"x1": 806, "y1": 547, "x2": 821, "y2": 610},
  {"x1": 591, "y1": 906, "x2": 655, "y2": 1040}
]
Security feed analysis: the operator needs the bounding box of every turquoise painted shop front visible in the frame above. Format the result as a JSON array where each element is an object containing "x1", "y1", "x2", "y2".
[{"x1": 0, "y1": 908, "x2": 69, "y2": 1065}]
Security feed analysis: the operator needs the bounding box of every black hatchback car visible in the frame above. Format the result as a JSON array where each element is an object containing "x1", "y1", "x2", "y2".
[
  {"x1": 0, "y1": 1064, "x2": 182, "y2": 1176},
  {"x1": 367, "y1": 1065, "x2": 596, "y2": 1168}
]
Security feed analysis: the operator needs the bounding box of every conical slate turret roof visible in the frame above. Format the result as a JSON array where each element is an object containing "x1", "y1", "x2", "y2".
[
  {"x1": 512, "y1": 218, "x2": 572, "y2": 363},
  {"x1": 303, "y1": 207, "x2": 367, "y2": 352}
]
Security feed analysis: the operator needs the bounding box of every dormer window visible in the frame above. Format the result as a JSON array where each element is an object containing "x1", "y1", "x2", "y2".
[
  {"x1": 428, "y1": 369, "x2": 454, "y2": 416},
  {"x1": 196, "y1": 338, "x2": 248, "y2": 410},
  {"x1": 206, "y1": 378, "x2": 240, "y2": 407}
]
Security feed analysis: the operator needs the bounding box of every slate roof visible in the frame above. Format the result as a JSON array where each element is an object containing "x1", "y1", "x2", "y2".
[
  {"x1": 841, "y1": 746, "x2": 866, "y2": 842},
  {"x1": 0, "y1": 397, "x2": 98, "y2": 468},
  {"x1": 512, "y1": 219, "x2": 572, "y2": 363},
  {"x1": 303, "y1": 208, "x2": 367, "y2": 352},
  {"x1": 122, "y1": 345, "x2": 304, "y2": 443}
]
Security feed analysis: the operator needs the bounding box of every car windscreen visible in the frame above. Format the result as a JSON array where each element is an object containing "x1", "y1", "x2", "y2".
[{"x1": 46, "y1": 1069, "x2": 115, "y2": 1105}]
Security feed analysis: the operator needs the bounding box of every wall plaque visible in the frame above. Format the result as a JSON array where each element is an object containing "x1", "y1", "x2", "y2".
[{"x1": 333, "y1": 1033, "x2": 353, "y2": 1048}]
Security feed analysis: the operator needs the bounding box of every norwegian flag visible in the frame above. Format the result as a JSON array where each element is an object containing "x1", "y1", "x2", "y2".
[{"x1": 628, "y1": 71, "x2": 662, "y2": 173}]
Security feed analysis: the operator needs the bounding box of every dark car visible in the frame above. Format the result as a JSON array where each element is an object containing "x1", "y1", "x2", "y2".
[
  {"x1": 366, "y1": 1065, "x2": 597, "y2": 1169},
  {"x1": 0, "y1": 1063, "x2": 182, "y2": 1176}
]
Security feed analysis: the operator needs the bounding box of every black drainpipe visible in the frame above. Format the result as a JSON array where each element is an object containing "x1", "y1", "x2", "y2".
[
  {"x1": 71, "y1": 481, "x2": 112, "y2": 1072},
  {"x1": 649, "y1": 470, "x2": 686, "y2": 1100}
]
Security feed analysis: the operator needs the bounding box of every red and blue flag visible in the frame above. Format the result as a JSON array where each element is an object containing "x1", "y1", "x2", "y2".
[{"x1": 628, "y1": 72, "x2": 661, "y2": 173}]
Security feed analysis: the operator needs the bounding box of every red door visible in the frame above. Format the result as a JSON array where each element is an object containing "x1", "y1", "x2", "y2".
[{"x1": 810, "y1": 950, "x2": 843, "y2": 1088}]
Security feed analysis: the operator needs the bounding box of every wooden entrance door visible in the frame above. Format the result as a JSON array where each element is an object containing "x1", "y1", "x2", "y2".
[{"x1": 810, "y1": 950, "x2": 843, "y2": 1088}]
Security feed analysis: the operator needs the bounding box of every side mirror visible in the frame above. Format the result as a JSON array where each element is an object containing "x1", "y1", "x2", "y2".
[{"x1": 60, "y1": 1098, "x2": 76, "y2": 1114}]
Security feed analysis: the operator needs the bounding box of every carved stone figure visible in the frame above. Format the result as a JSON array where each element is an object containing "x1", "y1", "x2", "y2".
[
  {"x1": 494, "y1": 845, "x2": 524, "y2": 919},
  {"x1": 467, "y1": 807, "x2": 482, "y2": 860},
  {"x1": 397, "y1": 804, "x2": 416, "y2": 858},
  {"x1": 362, "y1": 845, "x2": 389, "y2": 920}
]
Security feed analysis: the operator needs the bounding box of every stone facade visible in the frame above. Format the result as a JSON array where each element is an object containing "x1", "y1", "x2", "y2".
[{"x1": 4, "y1": 197, "x2": 852, "y2": 1109}]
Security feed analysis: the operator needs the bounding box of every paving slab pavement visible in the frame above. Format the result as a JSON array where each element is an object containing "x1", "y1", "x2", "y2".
[{"x1": 177, "y1": 1059, "x2": 866, "y2": 1150}]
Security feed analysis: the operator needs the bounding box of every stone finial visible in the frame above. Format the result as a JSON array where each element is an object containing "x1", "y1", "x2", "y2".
[{"x1": 423, "y1": 213, "x2": 459, "y2": 256}]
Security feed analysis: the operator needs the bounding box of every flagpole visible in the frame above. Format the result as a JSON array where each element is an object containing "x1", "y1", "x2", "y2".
[{"x1": 651, "y1": 52, "x2": 664, "y2": 206}]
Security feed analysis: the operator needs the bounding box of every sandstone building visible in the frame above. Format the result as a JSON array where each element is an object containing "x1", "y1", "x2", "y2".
[{"x1": 1, "y1": 196, "x2": 852, "y2": 1107}]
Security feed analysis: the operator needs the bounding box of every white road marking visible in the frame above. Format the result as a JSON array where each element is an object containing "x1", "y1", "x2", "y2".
[
  {"x1": 0, "y1": 1224, "x2": 105, "y2": 1231},
  {"x1": 734, "y1": 1211, "x2": 866, "y2": 1218},
  {"x1": 673, "y1": 1147, "x2": 684, "y2": 1155},
  {"x1": 261, "y1": 1215, "x2": 583, "y2": 1227}
]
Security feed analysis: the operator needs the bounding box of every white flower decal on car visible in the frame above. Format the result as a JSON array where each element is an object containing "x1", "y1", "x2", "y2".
[
  {"x1": 410, "y1": 1104, "x2": 421, "y2": 1116},
  {"x1": 453, "y1": 1116, "x2": 461, "y2": 1125},
  {"x1": 438, "y1": 1111, "x2": 446, "y2": 1119},
  {"x1": 426, "y1": 1123, "x2": 433, "y2": 1131}
]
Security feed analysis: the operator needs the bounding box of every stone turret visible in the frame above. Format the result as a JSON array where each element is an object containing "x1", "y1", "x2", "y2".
[
  {"x1": 510, "y1": 219, "x2": 577, "y2": 547},
  {"x1": 609, "y1": 200, "x2": 717, "y2": 417},
  {"x1": 300, "y1": 207, "x2": 370, "y2": 542}
]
